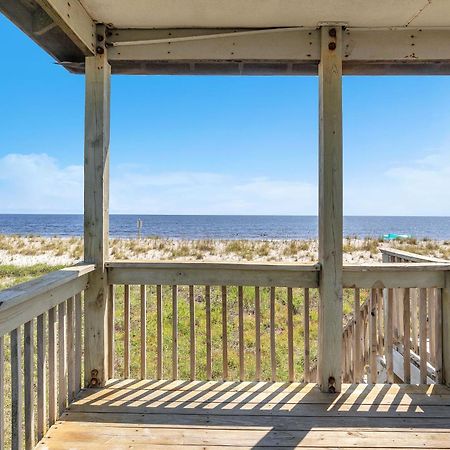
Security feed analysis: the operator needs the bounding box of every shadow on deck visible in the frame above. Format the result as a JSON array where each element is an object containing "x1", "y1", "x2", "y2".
[{"x1": 38, "y1": 380, "x2": 450, "y2": 449}]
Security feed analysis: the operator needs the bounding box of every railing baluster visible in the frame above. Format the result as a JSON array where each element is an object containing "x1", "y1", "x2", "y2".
[
  {"x1": 419, "y1": 288, "x2": 428, "y2": 383},
  {"x1": 435, "y1": 288, "x2": 443, "y2": 383},
  {"x1": 156, "y1": 285, "x2": 163, "y2": 379},
  {"x1": 205, "y1": 285, "x2": 212, "y2": 380},
  {"x1": 172, "y1": 285, "x2": 178, "y2": 380},
  {"x1": 369, "y1": 289, "x2": 377, "y2": 383},
  {"x1": 303, "y1": 288, "x2": 310, "y2": 382},
  {"x1": 124, "y1": 285, "x2": 130, "y2": 378},
  {"x1": 385, "y1": 289, "x2": 394, "y2": 383},
  {"x1": 58, "y1": 301, "x2": 67, "y2": 415},
  {"x1": 190, "y1": 285, "x2": 196, "y2": 380},
  {"x1": 11, "y1": 327, "x2": 23, "y2": 450},
  {"x1": 353, "y1": 289, "x2": 361, "y2": 382},
  {"x1": 270, "y1": 286, "x2": 276, "y2": 382},
  {"x1": 140, "y1": 285, "x2": 147, "y2": 379},
  {"x1": 48, "y1": 307, "x2": 57, "y2": 426},
  {"x1": 24, "y1": 320, "x2": 35, "y2": 449},
  {"x1": 403, "y1": 288, "x2": 411, "y2": 384},
  {"x1": 74, "y1": 293, "x2": 82, "y2": 393},
  {"x1": 67, "y1": 296, "x2": 75, "y2": 402},
  {"x1": 222, "y1": 286, "x2": 228, "y2": 381},
  {"x1": 0, "y1": 335, "x2": 4, "y2": 450},
  {"x1": 238, "y1": 285, "x2": 244, "y2": 381},
  {"x1": 287, "y1": 287, "x2": 294, "y2": 383},
  {"x1": 37, "y1": 313, "x2": 46, "y2": 441},
  {"x1": 428, "y1": 288, "x2": 435, "y2": 364},
  {"x1": 411, "y1": 288, "x2": 418, "y2": 353},
  {"x1": 254, "y1": 286, "x2": 261, "y2": 381},
  {"x1": 108, "y1": 285, "x2": 115, "y2": 379}
]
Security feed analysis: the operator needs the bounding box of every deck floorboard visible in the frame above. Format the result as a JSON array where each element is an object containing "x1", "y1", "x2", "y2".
[{"x1": 38, "y1": 381, "x2": 450, "y2": 449}]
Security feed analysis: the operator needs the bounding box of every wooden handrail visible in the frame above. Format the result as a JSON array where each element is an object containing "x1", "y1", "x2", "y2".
[
  {"x1": 0, "y1": 264, "x2": 95, "y2": 336},
  {"x1": 0, "y1": 264, "x2": 95, "y2": 449},
  {"x1": 380, "y1": 247, "x2": 448, "y2": 263}
]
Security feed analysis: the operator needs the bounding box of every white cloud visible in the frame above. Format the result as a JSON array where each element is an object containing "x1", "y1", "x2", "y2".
[
  {"x1": 0, "y1": 153, "x2": 316, "y2": 214},
  {"x1": 0, "y1": 153, "x2": 83, "y2": 213},
  {"x1": 2, "y1": 149, "x2": 450, "y2": 215},
  {"x1": 345, "y1": 148, "x2": 450, "y2": 215}
]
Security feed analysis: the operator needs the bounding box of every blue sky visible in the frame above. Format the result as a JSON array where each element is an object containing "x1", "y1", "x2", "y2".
[{"x1": 1, "y1": 14, "x2": 450, "y2": 215}]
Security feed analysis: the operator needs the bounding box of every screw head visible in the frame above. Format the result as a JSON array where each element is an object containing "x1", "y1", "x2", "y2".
[
  {"x1": 96, "y1": 46, "x2": 105, "y2": 54},
  {"x1": 328, "y1": 42, "x2": 337, "y2": 51},
  {"x1": 329, "y1": 28, "x2": 337, "y2": 38}
]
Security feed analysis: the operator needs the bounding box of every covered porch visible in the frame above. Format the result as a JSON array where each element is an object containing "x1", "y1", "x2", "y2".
[{"x1": 1, "y1": 0, "x2": 450, "y2": 448}]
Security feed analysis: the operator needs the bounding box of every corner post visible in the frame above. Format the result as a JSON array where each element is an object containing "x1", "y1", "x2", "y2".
[
  {"x1": 317, "y1": 25, "x2": 343, "y2": 393},
  {"x1": 84, "y1": 24, "x2": 111, "y2": 387}
]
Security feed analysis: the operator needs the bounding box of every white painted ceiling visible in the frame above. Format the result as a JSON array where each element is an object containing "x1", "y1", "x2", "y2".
[{"x1": 79, "y1": 0, "x2": 450, "y2": 29}]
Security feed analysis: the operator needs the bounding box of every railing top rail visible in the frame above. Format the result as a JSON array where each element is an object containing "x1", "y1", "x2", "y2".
[
  {"x1": 344, "y1": 262, "x2": 450, "y2": 271},
  {"x1": 106, "y1": 260, "x2": 321, "y2": 271},
  {"x1": 380, "y1": 247, "x2": 448, "y2": 263},
  {"x1": 0, "y1": 263, "x2": 95, "y2": 336}
]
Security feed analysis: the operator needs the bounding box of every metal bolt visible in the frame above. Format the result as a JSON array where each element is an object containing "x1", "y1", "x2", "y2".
[
  {"x1": 96, "y1": 46, "x2": 104, "y2": 54},
  {"x1": 97, "y1": 34, "x2": 104, "y2": 42},
  {"x1": 328, "y1": 28, "x2": 337, "y2": 38},
  {"x1": 328, "y1": 42, "x2": 336, "y2": 51}
]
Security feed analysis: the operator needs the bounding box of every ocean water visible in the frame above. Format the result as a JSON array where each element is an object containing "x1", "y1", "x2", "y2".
[{"x1": 0, "y1": 215, "x2": 449, "y2": 240}]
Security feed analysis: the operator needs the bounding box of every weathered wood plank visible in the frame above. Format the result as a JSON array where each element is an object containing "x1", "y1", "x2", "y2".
[
  {"x1": 107, "y1": 285, "x2": 115, "y2": 379},
  {"x1": 48, "y1": 307, "x2": 57, "y2": 426},
  {"x1": 318, "y1": 24, "x2": 343, "y2": 393},
  {"x1": 140, "y1": 285, "x2": 147, "y2": 379},
  {"x1": 107, "y1": 262, "x2": 319, "y2": 288},
  {"x1": 156, "y1": 285, "x2": 163, "y2": 380},
  {"x1": 11, "y1": 327, "x2": 22, "y2": 450},
  {"x1": 24, "y1": 320, "x2": 35, "y2": 449},
  {"x1": 419, "y1": 288, "x2": 428, "y2": 384},
  {"x1": 270, "y1": 286, "x2": 276, "y2": 382},
  {"x1": 74, "y1": 293, "x2": 82, "y2": 394},
  {"x1": 37, "y1": 313, "x2": 47, "y2": 441},
  {"x1": 238, "y1": 286, "x2": 244, "y2": 381},
  {"x1": 83, "y1": 36, "x2": 111, "y2": 387},
  {"x1": 67, "y1": 296, "x2": 75, "y2": 402},
  {"x1": 287, "y1": 287, "x2": 294, "y2": 382},
  {"x1": 172, "y1": 285, "x2": 178, "y2": 380},
  {"x1": 403, "y1": 288, "x2": 411, "y2": 383},
  {"x1": 254, "y1": 286, "x2": 261, "y2": 381},
  {"x1": 0, "y1": 265, "x2": 93, "y2": 336},
  {"x1": 385, "y1": 289, "x2": 394, "y2": 383},
  {"x1": 222, "y1": 286, "x2": 228, "y2": 381},
  {"x1": 205, "y1": 285, "x2": 212, "y2": 380},
  {"x1": 190, "y1": 285, "x2": 196, "y2": 381},
  {"x1": 58, "y1": 301, "x2": 67, "y2": 415},
  {"x1": 303, "y1": 288, "x2": 310, "y2": 382},
  {"x1": 124, "y1": 285, "x2": 130, "y2": 378}
]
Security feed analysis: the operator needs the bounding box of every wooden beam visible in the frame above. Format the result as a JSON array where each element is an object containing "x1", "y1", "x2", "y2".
[
  {"x1": 317, "y1": 25, "x2": 343, "y2": 393},
  {"x1": 84, "y1": 26, "x2": 111, "y2": 387},
  {"x1": 106, "y1": 261, "x2": 320, "y2": 288},
  {"x1": 35, "y1": 0, "x2": 95, "y2": 55}
]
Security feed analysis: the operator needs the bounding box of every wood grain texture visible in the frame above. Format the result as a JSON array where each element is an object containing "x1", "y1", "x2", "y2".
[
  {"x1": 318, "y1": 25, "x2": 343, "y2": 393},
  {"x1": 37, "y1": 382, "x2": 450, "y2": 449}
]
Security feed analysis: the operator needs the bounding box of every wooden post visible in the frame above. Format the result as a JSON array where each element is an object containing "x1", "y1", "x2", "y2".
[
  {"x1": 83, "y1": 25, "x2": 111, "y2": 387},
  {"x1": 318, "y1": 25, "x2": 343, "y2": 393},
  {"x1": 444, "y1": 277, "x2": 450, "y2": 384}
]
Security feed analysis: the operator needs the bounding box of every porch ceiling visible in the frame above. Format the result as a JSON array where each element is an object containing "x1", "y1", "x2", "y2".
[
  {"x1": 79, "y1": 0, "x2": 449, "y2": 29},
  {"x1": 2, "y1": 0, "x2": 450, "y2": 75}
]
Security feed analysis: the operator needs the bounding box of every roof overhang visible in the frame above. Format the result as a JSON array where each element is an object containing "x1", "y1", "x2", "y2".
[{"x1": 2, "y1": 0, "x2": 450, "y2": 75}]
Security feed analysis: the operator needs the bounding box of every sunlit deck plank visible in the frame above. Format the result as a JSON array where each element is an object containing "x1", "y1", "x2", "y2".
[{"x1": 39, "y1": 382, "x2": 450, "y2": 449}]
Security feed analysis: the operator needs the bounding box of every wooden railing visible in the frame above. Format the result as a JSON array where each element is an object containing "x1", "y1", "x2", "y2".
[
  {"x1": 342, "y1": 248, "x2": 448, "y2": 384},
  {"x1": 1, "y1": 254, "x2": 449, "y2": 448},
  {"x1": 106, "y1": 261, "x2": 320, "y2": 383},
  {"x1": 0, "y1": 264, "x2": 95, "y2": 450}
]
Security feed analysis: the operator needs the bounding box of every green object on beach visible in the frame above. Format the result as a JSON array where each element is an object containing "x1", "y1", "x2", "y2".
[{"x1": 383, "y1": 233, "x2": 411, "y2": 240}]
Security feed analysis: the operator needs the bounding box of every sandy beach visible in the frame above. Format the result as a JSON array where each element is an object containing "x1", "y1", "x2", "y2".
[{"x1": 0, "y1": 234, "x2": 448, "y2": 266}]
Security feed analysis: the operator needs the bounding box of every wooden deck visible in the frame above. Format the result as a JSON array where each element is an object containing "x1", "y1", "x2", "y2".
[{"x1": 38, "y1": 380, "x2": 450, "y2": 449}]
